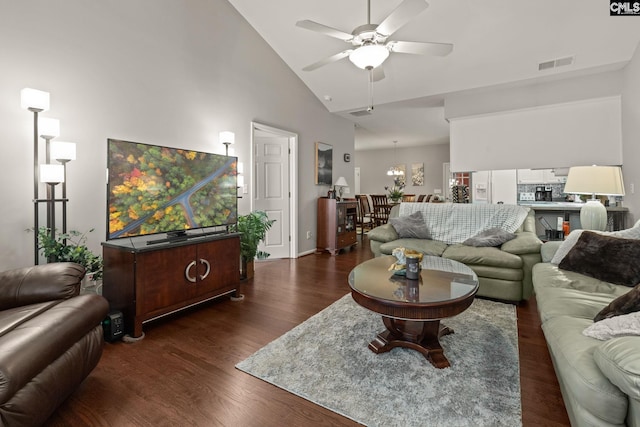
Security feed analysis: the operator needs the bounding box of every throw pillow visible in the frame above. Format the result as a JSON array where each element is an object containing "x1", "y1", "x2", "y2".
[
  {"x1": 388, "y1": 211, "x2": 430, "y2": 239},
  {"x1": 583, "y1": 311, "x2": 640, "y2": 340},
  {"x1": 558, "y1": 231, "x2": 640, "y2": 287},
  {"x1": 594, "y1": 284, "x2": 640, "y2": 322},
  {"x1": 551, "y1": 220, "x2": 640, "y2": 265},
  {"x1": 462, "y1": 227, "x2": 517, "y2": 247}
]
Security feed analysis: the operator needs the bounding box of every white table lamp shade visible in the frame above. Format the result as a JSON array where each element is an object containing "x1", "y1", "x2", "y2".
[
  {"x1": 334, "y1": 177, "x2": 348, "y2": 187},
  {"x1": 39, "y1": 117, "x2": 60, "y2": 139},
  {"x1": 21, "y1": 88, "x2": 50, "y2": 111},
  {"x1": 51, "y1": 141, "x2": 76, "y2": 162},
  {"x1": 219, "y1": 131, "x2": 235, "y2": 144},
  {"x1": 563, "y1": 166, "x2": 625, "y2": 196},
  {"x1": 39, "y1": 164, "x2": 65, "y2": 184}
]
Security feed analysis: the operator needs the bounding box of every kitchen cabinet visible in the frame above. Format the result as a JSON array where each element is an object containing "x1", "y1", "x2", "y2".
[{"x1": 517, "y1": 169, "x2": 566, "y2": 184}]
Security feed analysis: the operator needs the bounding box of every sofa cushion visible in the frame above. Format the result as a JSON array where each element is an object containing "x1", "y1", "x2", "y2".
[
  {"x1": 367, "y1": 223, "x2": 399, "y2": 243},
  {"x1": 442, "y1": 244, "x2": 522, "y2": 269},
  {"x1": 500, "y1": 232, "x2": 542, "y2": 255},
  {"x1": 559, "y1": 231, "x2": 640, "y2": 287},
  {"x1": 462, "y1": 227, "x2": 516, "y2": 247},
  {"x1": 532, "y1": 263, "x2": 627, "y2": 323},
  {"x1": 583, "y1": 312, "x2": 640, "y2": 340},
  {"x1": 542, "y1": 315, "x2": 628, "y2": 425},
  {"x1": 594, "y1": 336, "x2": 640, "y2": 401},
  {"x1": 594, "y1": 283, "x2": 640, "y2": 322},
  {"x1": 465, "y1": 265, "x2": 523, "y2": 281},
  {"x1": 378, "y1": 239, "x2": 448, "y2": 257},
  {"x1": 388, "y1": 211, "x2": 430, "y2": 239}
]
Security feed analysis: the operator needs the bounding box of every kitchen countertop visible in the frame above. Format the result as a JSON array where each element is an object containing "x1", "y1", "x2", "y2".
[{"x1": 518, "y1": 201, "x2": 628, "y2": 211}]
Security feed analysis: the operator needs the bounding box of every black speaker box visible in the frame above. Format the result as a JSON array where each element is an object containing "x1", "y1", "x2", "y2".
[{"x1": 102, "y1": 311, "x2": 124, "y2": 342}]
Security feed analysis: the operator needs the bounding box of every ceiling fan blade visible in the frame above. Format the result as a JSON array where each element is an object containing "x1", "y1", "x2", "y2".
[
  {"x1": 387, "y1": 40, "x2": 453, "y2": 56},
  {"x1": 295, "y1": 20, "x2": 353, "y2": 41},
  {"x1": 302, "y1": 50, "x2": 353, "y2": 71},
  {"x1": 372, "y1": 67, "x2": 385, "y2": 82},
  {"x1": 376, "y1": 0, "x2": 429, "y2": 37}
]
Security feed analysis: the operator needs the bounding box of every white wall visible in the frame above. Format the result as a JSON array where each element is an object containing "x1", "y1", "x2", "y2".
[
  {"x1": 354, "y1": 144, "x2": 450, "y2": 196},
  {"x1": 622, "y1": 42, "x2": 640, "y2": 224},
  {"x1": 0, "y1": 0, "x2": 354, "y2": 269},
  {"x1": 449, "y1": 96, "x2": 622, "y2": 171}
]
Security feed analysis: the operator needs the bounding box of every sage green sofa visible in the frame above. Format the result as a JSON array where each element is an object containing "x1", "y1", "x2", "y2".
[
  {"x1": 367, "y1": 203, "x2": 542, "y2": 302},
  {"x1": 533, "y1": 230, "x2": 640, "y2": 427}
]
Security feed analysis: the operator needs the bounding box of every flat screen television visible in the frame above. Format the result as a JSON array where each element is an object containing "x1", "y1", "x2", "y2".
[{"x1": 106, "y1": 138, "x2": 237, "y2": 241}]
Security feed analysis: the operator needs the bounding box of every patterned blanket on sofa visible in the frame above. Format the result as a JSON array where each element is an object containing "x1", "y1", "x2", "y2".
[{"x1": 398, "y1": 203, "x2": 530, "y2": 244}]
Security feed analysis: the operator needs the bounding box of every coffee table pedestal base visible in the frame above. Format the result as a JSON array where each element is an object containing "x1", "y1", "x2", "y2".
[{"x1": 368, "y1": 317, "x2": 454, "y2": 369}]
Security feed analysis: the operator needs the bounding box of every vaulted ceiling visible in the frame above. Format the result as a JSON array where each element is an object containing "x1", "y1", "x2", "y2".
[{"x1": 227, "y1": 0, "x2": 640, "y2": 150}]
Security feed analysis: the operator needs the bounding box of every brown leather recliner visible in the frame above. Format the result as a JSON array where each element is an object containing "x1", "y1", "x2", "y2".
[{"x1": 0, "y1": 262, "x2": 109, "y2": 426}]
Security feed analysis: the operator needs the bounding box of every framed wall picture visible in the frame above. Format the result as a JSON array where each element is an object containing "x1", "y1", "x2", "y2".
[
  {"x1": 315, "y1": 142, "x2": 333, "y2": 185},
  {"x1": 411, "y1": 163, "x2": 424, "y2": 186}
]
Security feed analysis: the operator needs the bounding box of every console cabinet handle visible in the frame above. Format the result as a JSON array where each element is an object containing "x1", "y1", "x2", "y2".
[
  {"x1": 199, "y1": 258, "x2": 211, "y2": 280},
  {"x1": 185, "y1": 260, "x2": 197, "y2": 283}
]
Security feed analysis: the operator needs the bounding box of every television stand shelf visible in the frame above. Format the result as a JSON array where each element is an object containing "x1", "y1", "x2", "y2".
[{"x1": 102, "y1": 233, "x2": 241, "y2": 338}]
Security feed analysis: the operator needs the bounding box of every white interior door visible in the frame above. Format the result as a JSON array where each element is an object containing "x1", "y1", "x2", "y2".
[{"x1": 252, "y1": 123, "x2": 297, "y2": 259}]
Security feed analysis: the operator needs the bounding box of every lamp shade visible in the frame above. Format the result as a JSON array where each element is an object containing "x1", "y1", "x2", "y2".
[
  {"x1": 334, "y1": 176, "x2": 348, "y2": 187},
  {"x1": 39, "y1": 117, "x2": 60, "y2": 139},
  {"x1": 563, "y1": 165, "x2": 625, "y2": 196},
  {"x1": 20, "y1": 88, "x2": 50, "y2": 112},
  {"x1": 349, "y1": 44, "x2": 389, "y2": 69},
  {"x1": 51, "y1": 141, "x2": 76, "y2": 162},
  {"x1": 39, "y1": 164, "x2": 65, "y2": 184},
  {"x1": 219, "y1": 131, "x2": 235, "y2": 145}
]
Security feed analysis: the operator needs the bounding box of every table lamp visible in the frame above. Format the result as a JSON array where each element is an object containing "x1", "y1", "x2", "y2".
[
  {"x1": 563, "y1": 165, "x2": 625, "y2": 231},
  {"x1": 334, "y1": 177, "x2": 348, "y2": 201}
]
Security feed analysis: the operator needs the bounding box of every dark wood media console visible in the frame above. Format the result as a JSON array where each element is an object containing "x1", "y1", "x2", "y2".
[{"x1": 102, "y1": 233, "x2": 241, "y2": 338}]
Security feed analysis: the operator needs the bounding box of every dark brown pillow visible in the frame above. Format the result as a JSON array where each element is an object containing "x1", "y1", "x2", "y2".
[
  {"x1": 558, "y1": 231, "x2": 640, "y2": 287},
  {"x1": 594, "y1": 284, "x2": 640, "y2": 322}
]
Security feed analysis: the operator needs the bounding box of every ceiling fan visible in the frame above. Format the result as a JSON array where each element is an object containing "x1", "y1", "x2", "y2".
[{"x1": 296, "y1": 0, "x2": 453, "y2": 81}]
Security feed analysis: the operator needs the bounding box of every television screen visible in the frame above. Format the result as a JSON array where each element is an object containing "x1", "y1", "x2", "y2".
[{"x1": 107, "y1": 139, "x2": 237, "y2": 240}]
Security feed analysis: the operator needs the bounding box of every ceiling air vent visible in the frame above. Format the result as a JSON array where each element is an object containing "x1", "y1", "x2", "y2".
[
  {"x1": 350, "y1": 109, "x2": 372, "y2": 117},
  {"x1": 538, "y1": 55, "x2": 575, "y2": 71}
]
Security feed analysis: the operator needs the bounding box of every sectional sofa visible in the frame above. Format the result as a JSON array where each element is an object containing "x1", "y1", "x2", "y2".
[
  {"x1": 367, "y1": 203, "x2": 542, "y2": 302},
  {"x1": 534, "y1": 225, "x2": 640, "y2": 427}
]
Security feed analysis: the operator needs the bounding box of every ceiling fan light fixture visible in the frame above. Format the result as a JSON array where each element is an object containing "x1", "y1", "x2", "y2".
[{"x1": 349, "y1": 44, "x2": 389, "y2": 69}]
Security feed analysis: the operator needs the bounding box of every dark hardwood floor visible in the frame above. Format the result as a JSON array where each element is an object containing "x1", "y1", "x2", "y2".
[{"x1": 45, "y1": 236, "x2": 570, "y2": 426}]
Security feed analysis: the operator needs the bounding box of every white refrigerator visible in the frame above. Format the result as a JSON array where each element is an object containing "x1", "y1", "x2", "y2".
[{"x1": 471, "y1": 170, "x2": 517, "y2": 205}]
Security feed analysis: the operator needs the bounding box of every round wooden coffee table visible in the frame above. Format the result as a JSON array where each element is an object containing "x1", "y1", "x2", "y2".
[{"x1": 348, "y1": 255, "x2": 479, "y2": 368}]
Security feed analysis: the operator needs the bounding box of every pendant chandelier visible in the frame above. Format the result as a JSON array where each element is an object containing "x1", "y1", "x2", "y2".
[{"x1": 386, "y1": 140, "x2": 404, "y2": 176}]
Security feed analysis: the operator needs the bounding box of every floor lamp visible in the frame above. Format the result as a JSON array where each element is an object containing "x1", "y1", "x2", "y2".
[
  {"x1": 21, "y1": 88, "x2": 50, "y2": 265},
  {"x1": 563, "y1": 165, "x2": 625, "y2": 231},
  {"x1": 21, "y1": 88, "x2": 75, "y2": 264}
]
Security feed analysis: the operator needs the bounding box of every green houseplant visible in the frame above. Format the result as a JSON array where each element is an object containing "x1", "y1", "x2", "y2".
[
  {"x1": 36, "y1": 227, "x2": 103, "y2": 281},
  {"x1": 230, "y1": 211, "x2": 275, "y2": 279}
]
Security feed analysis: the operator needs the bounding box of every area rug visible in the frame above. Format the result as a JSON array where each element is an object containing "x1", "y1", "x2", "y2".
[{"x1": 236, "y1": 294, "x2": 521, "y2": 426}]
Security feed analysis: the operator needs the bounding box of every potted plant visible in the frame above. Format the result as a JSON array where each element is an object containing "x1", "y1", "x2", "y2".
[
  {"x1": 230, "y1": 211, "x2": 275, "y2": 279},
  {"x1": 385, "y1": 180, "x2": 406, "y2": 203},
  {"x1": 36, "y1": 227, "x2": 103, "y2": 287}
]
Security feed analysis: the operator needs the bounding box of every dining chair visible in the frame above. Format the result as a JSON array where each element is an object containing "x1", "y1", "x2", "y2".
[
  {"x1": 370, "y1": 194, "x2": 391, "y2": 226},
  {"x1": 416, "y1": 195, "x2": 426, "y2": 202},
  {"x1": 355, "y1": 194, "x2": 374, "y2": 235}
]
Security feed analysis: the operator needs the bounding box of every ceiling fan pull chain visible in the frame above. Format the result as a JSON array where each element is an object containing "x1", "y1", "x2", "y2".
[{"x1": 368, "y1": 68, "x2": 374, "y2": 112}]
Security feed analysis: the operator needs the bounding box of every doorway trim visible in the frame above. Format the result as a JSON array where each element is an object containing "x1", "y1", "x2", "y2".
[{"x1": 250, "y1": 121, "x2": 298, "y2": 258}]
